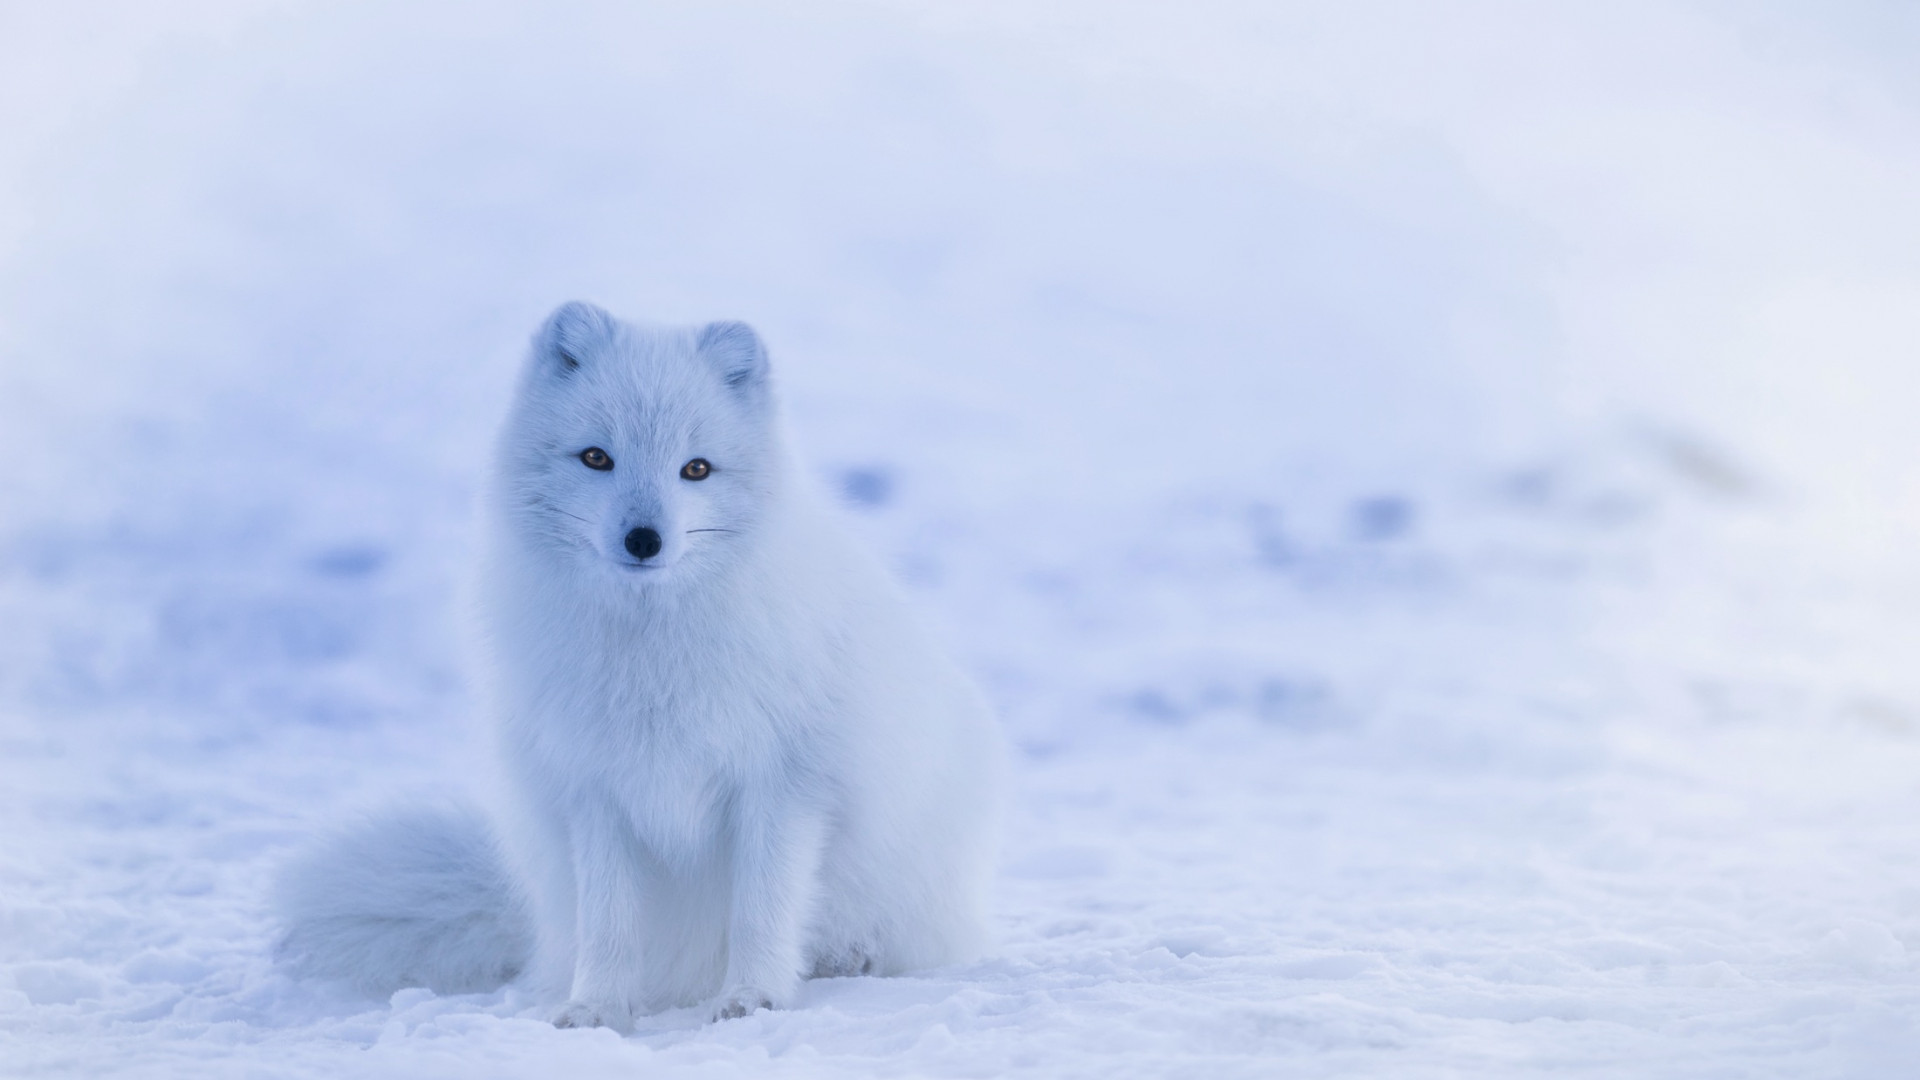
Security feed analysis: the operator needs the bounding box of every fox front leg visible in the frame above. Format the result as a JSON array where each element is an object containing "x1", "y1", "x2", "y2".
[
  {"x1": 552, "y1": 804, "x2": 650, "y2": 1034},
  {"x1": 709, "y1": 804, "x2": 828, "y2": 1022}
]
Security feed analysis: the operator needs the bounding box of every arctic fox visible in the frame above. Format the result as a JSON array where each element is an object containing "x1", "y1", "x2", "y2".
[{"x1": 275, "y1": 303, "x2": 1003, "y2": 1029}]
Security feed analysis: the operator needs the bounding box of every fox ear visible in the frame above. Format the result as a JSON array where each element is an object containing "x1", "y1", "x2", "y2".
[
  {"x1": 696, "y1": 321, "x2": 769, "y2": 394},
  {"x1": 535, "y1": 301, "x2": 615, "y2": 375}
]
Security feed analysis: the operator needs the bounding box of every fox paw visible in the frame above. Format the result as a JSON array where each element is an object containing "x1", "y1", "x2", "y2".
[
  {"x1": 810, "y1": 948, "x2": 876, "y2": 978},
  {"x1": 552, "y1": 999, "x2": 632, "y2": 1033},
  {"x1": 709, "y1": 988, "x2": 775, "y2": 1022}
]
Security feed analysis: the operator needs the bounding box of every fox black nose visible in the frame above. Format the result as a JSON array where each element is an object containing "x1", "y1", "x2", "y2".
[{"x1": 624, "y1": 527, "x2": 662, "y2": 561}]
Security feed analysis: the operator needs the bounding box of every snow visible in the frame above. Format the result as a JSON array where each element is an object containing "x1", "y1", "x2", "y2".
[{"x1": 6, "y1": 1, "x2": 1920, "y2": 1075}]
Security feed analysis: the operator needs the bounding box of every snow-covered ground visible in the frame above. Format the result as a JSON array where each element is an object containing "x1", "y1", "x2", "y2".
[{"x1": 5, "y1": 2, "x2": 1920, "y2": 1075}]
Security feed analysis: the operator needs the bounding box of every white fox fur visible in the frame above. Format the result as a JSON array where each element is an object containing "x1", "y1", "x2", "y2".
[{"x1": 274, "y1": 303, "x2": 1003, "y2": 1029}]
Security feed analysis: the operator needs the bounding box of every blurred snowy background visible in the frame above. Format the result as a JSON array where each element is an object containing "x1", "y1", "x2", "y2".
[{"x1": 4, "y1": 2, "x2": 1920, "y2": 1076}]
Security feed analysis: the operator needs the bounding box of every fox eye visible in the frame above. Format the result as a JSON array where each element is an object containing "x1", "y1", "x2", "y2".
[
  {"x1": 680, "y1": 458, "x2": 712, "y2": 481},
  {"x1": 579, "y1": 447, "x2": 613, "y2": 471}
]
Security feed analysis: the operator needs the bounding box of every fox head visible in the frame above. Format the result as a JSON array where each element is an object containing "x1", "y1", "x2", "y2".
[{"x1": 493, "y1": 301, "x2": 782, "y2": 584}]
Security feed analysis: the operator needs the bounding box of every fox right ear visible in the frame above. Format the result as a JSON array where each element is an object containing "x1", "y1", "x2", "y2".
[
  {"x1": 534, "y1": 301, "x2": 615, "y2": 375},
  {"x1": 696, "y1": 320, "x2": 769, "y2": 395}
]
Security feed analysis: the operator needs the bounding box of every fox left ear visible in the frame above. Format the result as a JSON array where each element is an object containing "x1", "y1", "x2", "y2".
[
  {"x1": 535, "y1": 301, "x2": 616, "y2": 376},
  {"x1": 696, "y1": 321, "x2": 769, "y2": 395}
]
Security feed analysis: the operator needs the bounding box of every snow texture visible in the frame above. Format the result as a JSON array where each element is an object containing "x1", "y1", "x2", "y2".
[{"x1": 5, "y1": 1, "x2": 1920, "y2": 1076}]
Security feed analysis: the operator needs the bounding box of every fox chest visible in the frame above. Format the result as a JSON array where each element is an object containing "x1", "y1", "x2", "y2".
[
  {"x1": 531, "y1": 677, "x2": 798, "y2": 859},
  {"x1": 610, "y1": 748, "x2": 733, "y2": 860},
  {"x1": 506, "y1": 611, "x2": 833, "y2": 854}
]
